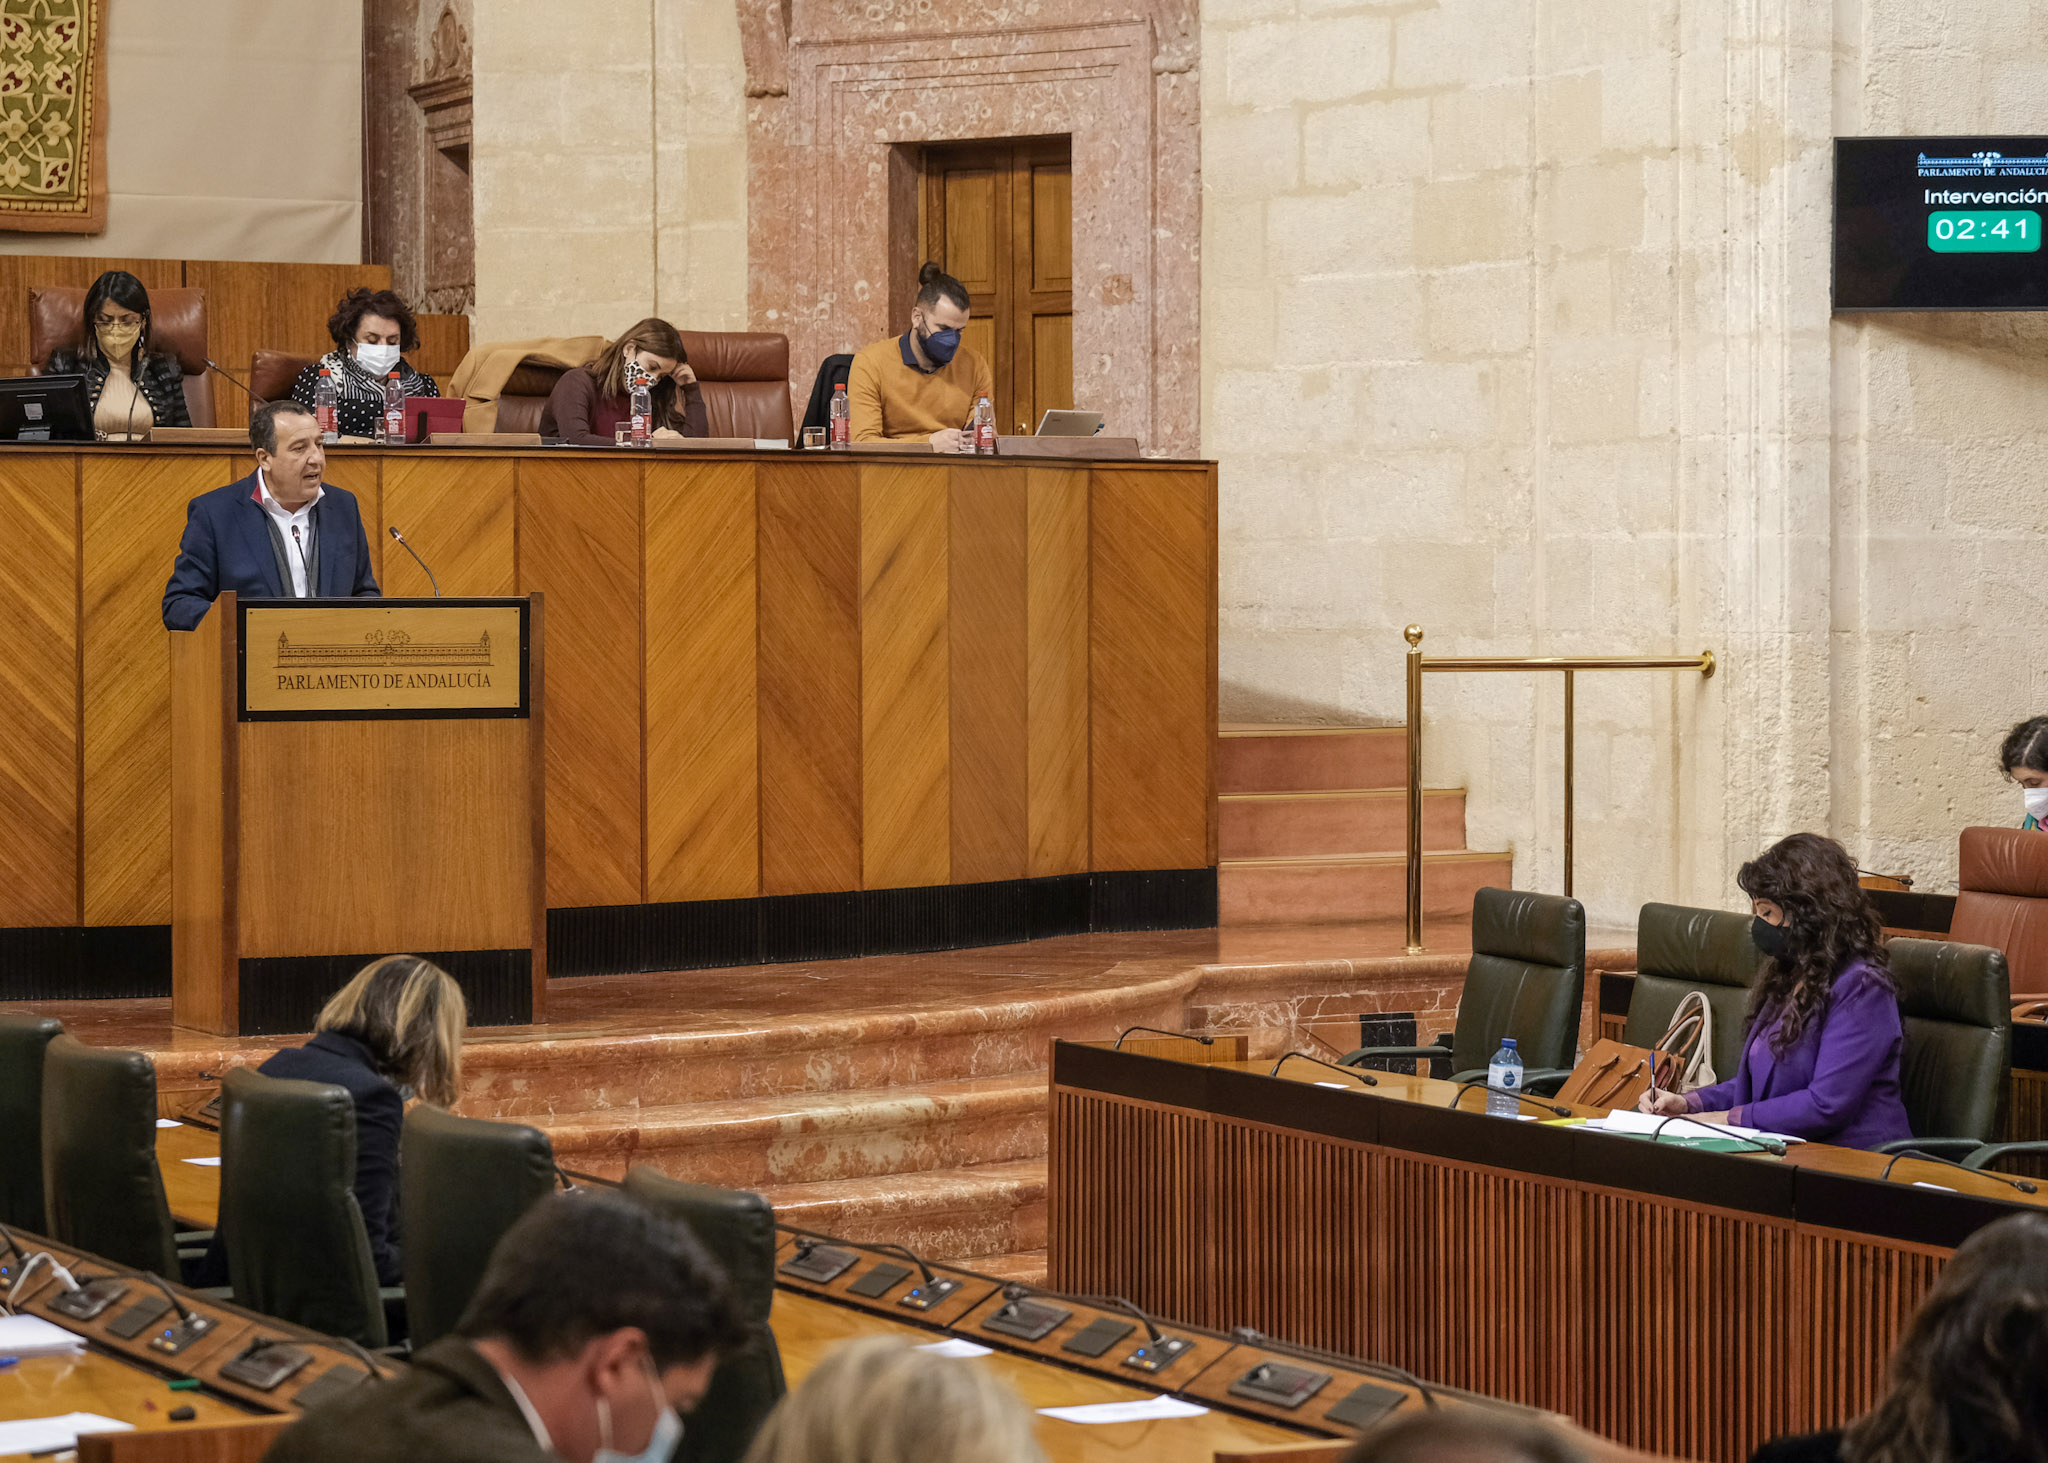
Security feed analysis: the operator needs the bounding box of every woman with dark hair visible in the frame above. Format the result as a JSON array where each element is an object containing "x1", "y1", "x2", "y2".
[
  {"x1": 289, "y1": 287, "x2": 439, "y2": 440},
  {"x1": 2000, "y1": 715, "x2": 2048, "y2": 829},
  {"x1": 1640, "y1": 832, "x2": 1910, "y2": 1149},
  {"x1": 846, "y1": 261, "x2": 994, "y2": 450},
  {"x1": 1750, "y1": 1212, "x2": 2048, "y2": 1462},
  {"x1": 44, "y1": 269, "x2": 192, "y2": 438},
  {"x1": 538, "y1": 316, "x2": 707, "y2": 445}
]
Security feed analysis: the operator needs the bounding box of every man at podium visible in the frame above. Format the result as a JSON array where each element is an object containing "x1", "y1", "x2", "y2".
[{"x1": 160, "y1": 399, "x2": 381, "y2": 630}]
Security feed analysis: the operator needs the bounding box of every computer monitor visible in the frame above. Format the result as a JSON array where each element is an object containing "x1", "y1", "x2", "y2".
[
  {"x1": 1035, "y1": 409, "x2": 1105, "y2": 437},
  {"x1": 0, "y1": 373, "x2": 94, "y2": 443}
]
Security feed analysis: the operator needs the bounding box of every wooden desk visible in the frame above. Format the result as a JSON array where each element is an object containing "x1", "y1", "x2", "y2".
[
  {"x1": 0, "y1": 1347, "x2": 255, "y2": 1462},
  {"x1": 155, "y1": 1123, "x2": 220, "y2": 1231},
  {"x1": 1049, "y1": 1041, "x2": 2035, "y2": 1462},
  {"x1": 773, "y1": 1289, "x2": 1309, "y2": 1462},
  {"x1": 0, "y1": 445, "x2": 1217, "y2": 1001}
]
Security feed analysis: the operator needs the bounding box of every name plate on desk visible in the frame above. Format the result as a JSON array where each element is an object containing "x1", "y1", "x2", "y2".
[{"x1": 238, "y1": 598, "x2": 530, "y2": 720}]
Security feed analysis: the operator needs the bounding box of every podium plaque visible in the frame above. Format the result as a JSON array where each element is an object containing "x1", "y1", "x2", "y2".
[{"x1": 170, "y1": 595, "x2": 545, "y2": 1035}]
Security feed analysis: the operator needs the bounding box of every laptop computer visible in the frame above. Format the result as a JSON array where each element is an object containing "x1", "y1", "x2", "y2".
[{"x1": 1035, "y1": 409, "x2": 1105, "y2": 437}]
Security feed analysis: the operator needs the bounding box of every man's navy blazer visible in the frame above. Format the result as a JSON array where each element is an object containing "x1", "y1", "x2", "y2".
[{"x1": 161, "y1": 471, "x2": 381, "y2": 630}]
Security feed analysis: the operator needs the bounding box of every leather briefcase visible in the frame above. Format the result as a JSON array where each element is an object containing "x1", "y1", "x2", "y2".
[{"x1": 1552, "y1": 1038, "x2": 1683, "y2": 1112}]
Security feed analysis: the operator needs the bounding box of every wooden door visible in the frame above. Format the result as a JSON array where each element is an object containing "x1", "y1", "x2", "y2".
[{"x1": 921, "y1": 137, "x2": 1073, "y2": 436}]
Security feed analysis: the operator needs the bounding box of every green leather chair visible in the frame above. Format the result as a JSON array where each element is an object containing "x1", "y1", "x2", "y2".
[
  {"x1": 218, "y1": 1067, "x2": 391, "y2": 1347},
  {"x1": 1621, "y1": 903, "x2": 1766, "y2": 1078},
  {"x1": 623, "y1": 1168, "x2": 785, "y2": 1463},
  {"x1": 40, "y1": 1034, "x2": 182, "y2": 1274},
  {"x1": 1868, "y1": 938, "x2": 2021, "y2": 1165},
  {"x1": 1342, "y1": 887, "x2": 1586, "y2": 1087},
  {"x1": 400, "y1": 1104, "x2": 558, "y2": 1349},
  {"x1": 0, "y1": 1014, "x2": 62, "y2": 1232}
]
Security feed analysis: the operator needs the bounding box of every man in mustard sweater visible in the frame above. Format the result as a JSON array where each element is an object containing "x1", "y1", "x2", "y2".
[{"x1": 847, "y1": 262, "x2": 995, "y2": 451}]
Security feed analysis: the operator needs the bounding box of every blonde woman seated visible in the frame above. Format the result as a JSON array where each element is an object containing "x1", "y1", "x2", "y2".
[
  {"x1": 744, "y1": 1334, "x2": 1044, "y2": 1463},
  {"x1": 254, "y1": 955, "x2": 466, "y2": 1286}
]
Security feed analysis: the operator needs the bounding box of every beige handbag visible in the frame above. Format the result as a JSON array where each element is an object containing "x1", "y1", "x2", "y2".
[{"x1": 1655, "y1": 990, "x2": 1718, "y2": 1093}]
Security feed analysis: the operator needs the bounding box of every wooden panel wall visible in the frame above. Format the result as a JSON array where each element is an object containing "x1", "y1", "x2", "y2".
[
  {"x1": 517, "y1": 457, "x2": 642, "y2": 908},
  {"x1": 81, "y1": 454, "x2": 233, "y2": 925},
  {"x1": 646, "y1": 462, "x2": 758, "y2": 903},
  {"x1": 758, "y1": 462, "x2": 864, "y2": 897},
  {"x1": 1089, "y1": 466, "x2": 1217, "y2": 871},
  {"x1": 1048, "y1": 1086, "x2": 1950, "y2": 1463},
  {"x1": 16, "y1": 449, "x2": 1214, "y2": 934},
  {"x1": 860, "y1": 465, "x2": 950, "y2": 890},
  {"x1": 0, "y1": 455, "x2": 78, "y2": 926}
]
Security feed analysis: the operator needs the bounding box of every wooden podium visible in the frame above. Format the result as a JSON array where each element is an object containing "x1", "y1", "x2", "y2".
[{"x1": 169, "y1": 594, "x2": 545, "y2": 1035}]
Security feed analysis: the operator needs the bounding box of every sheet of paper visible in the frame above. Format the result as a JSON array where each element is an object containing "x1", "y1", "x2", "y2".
[
  {"x1": 1040, "y1": 1396, "x2": 1211, "y2": 1425},
  {"x1": 1595, "y1": 1110, "x2": 1802, "y2": 1144},
  {"x1": 1912, "y1": 1181, "x2": 1956, "y2": 1192},
  {"x1": 0, "y1": 1313, "x2": 88, "y2": 1357},
  {"x1": 156, "y1": 1117, "x2": 182, "y2": 1128},
  {"x1": 914, "y1": 1338, "x2": 992, "y2": 1358},
  {"x1": 182, "y1": 1155, "x2": 222, "y2": 1167},
  {"x1": 0, "y1": 1412, "x2": 131, "y2": 1453}
]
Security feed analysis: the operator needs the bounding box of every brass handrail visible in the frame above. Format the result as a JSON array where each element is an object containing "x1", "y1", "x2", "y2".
[{"x1": 1403, "y1": 625, "x2": 1716, "y2": 953}]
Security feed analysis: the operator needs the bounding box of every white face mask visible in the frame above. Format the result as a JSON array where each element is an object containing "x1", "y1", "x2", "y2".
[
  {"x1": 593, "y1": 1361, "x2": 682, "y2": 1463},
  {"x1": 2024, "y1": 787, "x2": 2048, "y2": 823},
  {"x1": 355, "y1": 341, "x2": 401, "y2": 376}
]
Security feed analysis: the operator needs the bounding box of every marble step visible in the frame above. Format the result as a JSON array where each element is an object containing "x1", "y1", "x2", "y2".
[
  {"x1": 542, "y1": 1072, "x2": 1047, "y2": 1188},
  {"x1": 451, "y1": 984, "x2": 1187, "y2": 1122},
  {"x1": 1219, "y1": 850, "x2": 1513, "y2": 925},
  {"x1": 758, "y1": 1158, "x2": 1049, "y2": 1263},
  {"x1": 1219, "y1": 786, "x2": 1466, "y2": 860},
  {"x1": 1217, "y1": 724, "x2": 1404, "y2": 794}
]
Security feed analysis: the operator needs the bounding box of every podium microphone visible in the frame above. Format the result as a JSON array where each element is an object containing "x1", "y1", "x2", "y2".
[
  {"x1": 1271, "y1": 1051, "x2": 1378, "y2": 1087},
  {"x1": 1447, "y1": 1080, "x2": 1570, "y2": 1118},
  {"x1": 1114, "y1": 1026, "x2": 1214, "y2": 1051},
  {"x1": 204, "y1": 358, "x2": 260, "y2": 405},
  {"x1": 388, "y1": 526, "x2": 442, "y2": 597}
]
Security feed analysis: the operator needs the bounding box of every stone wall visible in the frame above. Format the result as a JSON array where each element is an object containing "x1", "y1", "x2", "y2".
[
  {"x1": 471, "y1": 0, "x2": 747, "y2": 342},
  {"x1": 1201, "y1": 0, "x2": 1856, "y2": 923}
]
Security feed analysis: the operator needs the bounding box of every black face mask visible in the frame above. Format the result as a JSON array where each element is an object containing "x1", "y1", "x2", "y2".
[{"x1": 1751, "y1": 915, "x2": 1792, "y2": 961}]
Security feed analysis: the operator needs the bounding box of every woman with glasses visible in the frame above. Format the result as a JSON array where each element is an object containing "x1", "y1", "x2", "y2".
[{"x1": 43, "y1": 269, "x2": 191, "y2": 439}]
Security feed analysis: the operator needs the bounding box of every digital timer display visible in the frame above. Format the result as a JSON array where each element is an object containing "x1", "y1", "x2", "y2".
[
  {"x1": 1927, "y1": 210, "x2": 2041, "y2": 252},
  {"x1": 1835, "y1": 136, "x2": 2048, "y2": 309}
]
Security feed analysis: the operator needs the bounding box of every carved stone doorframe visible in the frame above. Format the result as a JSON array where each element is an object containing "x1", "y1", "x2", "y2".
[{"x1": 744, "y1": 9, "x2": 1200, "y2": 454}]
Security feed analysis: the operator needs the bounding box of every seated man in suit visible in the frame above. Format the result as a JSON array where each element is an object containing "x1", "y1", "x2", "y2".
[
  {"x1": 160, "y1": 398, "x2": 380, "y2": 630},
  {"x1": 263, "y1": 1189, "x2": 749, "y2": 1463}
]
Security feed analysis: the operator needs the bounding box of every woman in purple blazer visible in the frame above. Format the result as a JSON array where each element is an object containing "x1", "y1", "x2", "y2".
[{"x1": 1642, "y1": 833, "x2": 1911, "y2": 1150}]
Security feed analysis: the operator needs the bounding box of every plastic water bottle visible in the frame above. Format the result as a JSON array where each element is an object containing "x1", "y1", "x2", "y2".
[
  {"x1": 382, "y1": 369, "x2": 405, "y2": 445},
  {"x1": 828, "y1": 382, "x2": 850, "y2": 450},
  {"x1": 313, "y1": 367, "x2": 338, "y2": 443},
  {"x1": 972, "y1": 395, "x2": 996, "y2": 455},
  {"x1": 1485, "y1": 1038, "x2": 1524, "y2": 1117},
  {"x1": 629, "y1": 378, "x2": 652, "y2": 446}
]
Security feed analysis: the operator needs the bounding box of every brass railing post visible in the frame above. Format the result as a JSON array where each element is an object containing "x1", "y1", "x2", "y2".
[
  {"x1": 1404, "y1": 625, "x2": 1425, "y2": 953},
  {"x1": 1397, "y1": 629, "x2": 1714, "y2": 951},
  {"x1": 1562, "y1": 667, "x2": 1574, "y2": 899}
]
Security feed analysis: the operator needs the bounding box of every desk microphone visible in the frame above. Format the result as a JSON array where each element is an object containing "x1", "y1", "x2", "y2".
[
  {"x1": 1114, "y1": 1026, "x2": 1214, "y2": 1051},
  {"x1": 1271, "y1": 1051, "x2": 1378, "y2": 1086},
  {"x1": 388, "y1": 526, "x2": 442, "y2": 596},
  {"x1": 1228, "y1": 1325, "x2": 1442, "y2": 1409},
  {"x1": 1879, "y1": 1147, "x2": 2038, "y2": 1194},
  {"x1": 1002, "y1": 1281, "x2": 1194, "y2": 1370},
  {"x1": 785, "y1": 1229, "x2": 962, "y2": 1307},
  {"x1": 204, "y1": 358, "x2": 261, "y2": 405},
  {"x1": 1648, "y1": 1112, "x2": 1786, "y2": 1156},
  {"x1": 1448, "y1": 1080, "x2": 1569, "y2": 1117}
]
